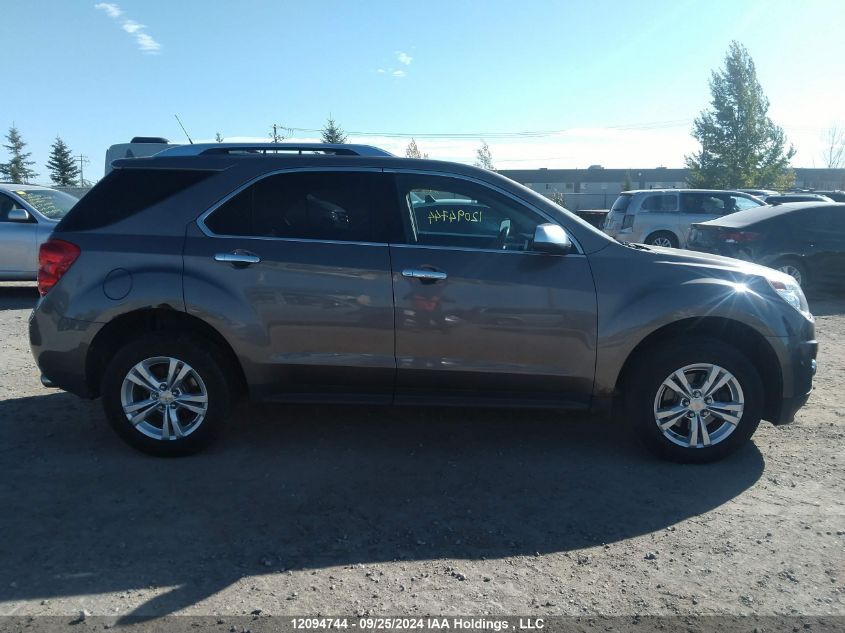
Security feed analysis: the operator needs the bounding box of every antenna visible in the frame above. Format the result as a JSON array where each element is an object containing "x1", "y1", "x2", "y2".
[{"x1": 174, "y1": 114, "x2": 194, "y2": 144}]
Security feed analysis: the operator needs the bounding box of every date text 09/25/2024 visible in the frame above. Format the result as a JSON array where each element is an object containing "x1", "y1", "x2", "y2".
[{"x1": 291, "y1": 618, "x2": 545, "y2": 631}]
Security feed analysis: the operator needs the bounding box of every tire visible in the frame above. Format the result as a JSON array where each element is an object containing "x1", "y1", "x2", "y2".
[
  {"x1": 773, "y1": 257, "x2": 809, "y2": 289},
  {"x1": 625, "y1": 338, "x2": 763, "y2": 463},
  {"x1": 645, "y1": 231, "x2": 679, "y2": 248},
  {"x1": 101, "y1": 333, "x2": 232, "y2": 456}
]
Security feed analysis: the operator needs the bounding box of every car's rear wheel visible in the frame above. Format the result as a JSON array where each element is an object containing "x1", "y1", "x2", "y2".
[
  {"x1": 645, "y1": 231, "x2": 679, "y2": 248},
  {"x1": 774, "y1": 258, "x2": 808, "y2": 288},
  {"x1": 626, "y1": 339, "x2": 763, "y2": 463},
  {"x1": 101, "y1": 334, "x2": 231, "y2": 456}
]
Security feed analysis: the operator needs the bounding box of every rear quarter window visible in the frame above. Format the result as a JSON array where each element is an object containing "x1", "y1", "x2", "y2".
[
  {"x1": 57, "y1": 168, "x2": 213, "y2": 232},
  {"x1": 610, "y1": 195, "x2": 632, "y2": 212}
]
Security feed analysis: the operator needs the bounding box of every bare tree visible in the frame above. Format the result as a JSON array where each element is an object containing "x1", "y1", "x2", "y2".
[
  {"x1": 474, "y1": 140, "x2": 495, "y2": 170},
  {"x1": 405, "y1": 138, "x2": 428, "y2": 159},
  {"x1": 822, "y1": 122, "x2": 845, "y2": 169}
]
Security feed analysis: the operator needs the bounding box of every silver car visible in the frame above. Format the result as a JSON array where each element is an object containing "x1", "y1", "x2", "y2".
[
  {"x1": 603, "y1": 189, "x2": 765, "y2": 248},
  {"x1": 0, "y1": 184, "x2": 78, "y2": 280}
]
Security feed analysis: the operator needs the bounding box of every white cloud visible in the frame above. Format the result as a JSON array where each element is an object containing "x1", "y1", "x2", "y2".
[
  {"x1": 134, "y1": 32, "x2": 162, "y2": 53},
  {"x1": 121, "y1": 19, "x2": 144, "y2": 34},
  {"x1": 392, "y1": 70, "x2": 406, "y2": 78},
  {"x1": 396, "y1": 51, "x2": 413, "y2": 65},
  {"x1": 376, "y1": 68, "x2": 386, "y2": 74},
  {"x1": 94, "y1": 2, "x2": 122, "y2": 18},
  {"x1": 95, "y1": 3, "x2": 162, "y2": 54}
]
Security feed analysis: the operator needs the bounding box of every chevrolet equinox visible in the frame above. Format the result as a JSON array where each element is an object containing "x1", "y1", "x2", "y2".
[{"x1": 29, "y1": 143, "x2": 818, "y2": 462}]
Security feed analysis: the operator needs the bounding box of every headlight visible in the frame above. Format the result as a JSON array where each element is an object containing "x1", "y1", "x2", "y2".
[{"x1": 767, "y1": 276, "x2": 811, "y2": 318}]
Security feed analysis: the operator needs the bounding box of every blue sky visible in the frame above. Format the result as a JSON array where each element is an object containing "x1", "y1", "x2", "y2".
[{"x1": 4, "y1": 0, "x2": 844, "y2": 181}]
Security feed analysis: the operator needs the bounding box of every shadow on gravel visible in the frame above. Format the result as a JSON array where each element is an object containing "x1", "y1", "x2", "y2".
[
  {"x1": 0, "y1": 285, "x2": 38, "y2": 311},
  {"x1": 0, "y1": 392, "x2": 765, "y2": 619}
]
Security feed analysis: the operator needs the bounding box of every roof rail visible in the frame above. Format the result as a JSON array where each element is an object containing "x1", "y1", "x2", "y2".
[{"x1": 155, "y1": 143, "x2": 393, "y2": 158}]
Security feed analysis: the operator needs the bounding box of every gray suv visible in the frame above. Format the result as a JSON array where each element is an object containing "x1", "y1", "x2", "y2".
[
  {"x1": 29, "y1": 144, "x2": 817, "y2": 462},
  {"x1": 603, "y1": 189, "x2": 765, "y2": 248}
]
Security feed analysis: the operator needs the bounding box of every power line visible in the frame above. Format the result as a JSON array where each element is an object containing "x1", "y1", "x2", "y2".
[
  {"x1": 75, "y1": 154, "x2": 89, "y2": 186},
  {"x1": 279, "y1": 118, "x2": 695, "y2": 140}
]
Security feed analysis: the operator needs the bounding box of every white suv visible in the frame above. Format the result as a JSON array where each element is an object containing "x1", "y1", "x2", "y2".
[{"x1": 603, "y1": 189, "x2": 765, "y2": 248}]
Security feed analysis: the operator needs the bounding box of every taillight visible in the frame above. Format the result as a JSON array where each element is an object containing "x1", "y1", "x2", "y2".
[
  {"x1": 621, "y1": 214, "x2": 635, "y2": 230},
  {"x1": 719, "y1": 231, "x2": 761, "y2": 244},
  {"x1": 38, "y1": 239, "x2": 80, "y2": 297}
]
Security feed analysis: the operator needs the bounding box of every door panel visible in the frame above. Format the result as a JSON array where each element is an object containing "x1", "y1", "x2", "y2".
[
  {"x1": 182, "y1": 170, "x2": 396, "y2": 401},
  {"x1": 800, "y1": 208, "x2": 845, "y2": 286},
  {"x1": 184, "y1": 232, "x2": 395, "y2": 400},
  {"x1": 387, "y1": 172, "x2": 598, "y2": 407},
  {"x1": 391, "y1": 247, "x2": 597, "y2": 405},
  {"x1": 0, "y1": 194, "x2": 38, "y2": 274}
]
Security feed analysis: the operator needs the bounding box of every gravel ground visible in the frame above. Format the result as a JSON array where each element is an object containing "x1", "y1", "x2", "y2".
[{"x1": 0, "y1": 284, "x2": 842, "y2": 621}]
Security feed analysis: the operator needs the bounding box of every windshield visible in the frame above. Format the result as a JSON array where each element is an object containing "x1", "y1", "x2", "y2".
[{"x1": 13, "y1": 189, "x2": 78, "y2": 220}]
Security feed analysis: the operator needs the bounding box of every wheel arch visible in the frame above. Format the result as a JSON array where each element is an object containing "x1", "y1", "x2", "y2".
[
  {"x1": 643, "y1": 229, "x2": 680, "y2": 246},
  {"x1": 85, "y1": 308, "x2": 247, "y2": 399},
  {"x1": 615, "y1": 316, "x2": 783, "y2": 422}
]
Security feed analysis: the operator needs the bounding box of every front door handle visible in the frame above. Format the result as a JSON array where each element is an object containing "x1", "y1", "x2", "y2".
[
  {"x1": 214, "y1": 251, "x2": 261, "y2": 266},
  {"x1": 402, "y1": 268, "x2": 448, "y2": 282}
]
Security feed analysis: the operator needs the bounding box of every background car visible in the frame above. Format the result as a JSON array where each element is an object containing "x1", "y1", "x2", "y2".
[
  {"x1": 763, "y1": 193, "x2": 834, "y2": 205},
  {"x1": 737, "y1": 188, "x2": 779, "y2": 198},
  {"x1": 811, "y1": 190, "x2": 845, "y2": 202},
  {"x1": 0, "y1": 183, "x2": 78, "y2": 280},
  {"x1": 603, "y1": 189, "x2": 765, "y2": 248},
  {"x1": 688, "y1": 201, "x2": 845, "y2": 288}
]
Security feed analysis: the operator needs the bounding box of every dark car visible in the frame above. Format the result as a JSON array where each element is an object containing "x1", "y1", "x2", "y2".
[
  {"x1": 763, "y1": 193, "x2": 834, "y2": 205},
  {"x1": 29, "y1": 143, "x2": 817, "y2": 463},
  {"x1": 688, "y1": 202, "x2": 845, "y2": 288}
]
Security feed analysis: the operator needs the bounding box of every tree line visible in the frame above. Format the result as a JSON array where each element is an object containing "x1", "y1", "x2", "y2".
[
  {"x1": 232, "y1": 117, "x2": 499, "y2": 170},
  {"x1": 0, "y1": 126, "x2": 81, "y2": 186}
]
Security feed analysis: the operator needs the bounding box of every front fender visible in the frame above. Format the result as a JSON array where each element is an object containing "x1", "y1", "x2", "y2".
[{"x1": 590, "y1": 245, "x2": 798, "y2": 397}]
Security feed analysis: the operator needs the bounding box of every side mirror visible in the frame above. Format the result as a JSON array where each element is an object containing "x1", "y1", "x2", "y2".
[
  {"x1": 7, "y1": 208, "x2": 32, "y2": 223},
  {"x1": 533, "y1": 223, "x2": 573, "y2": 254}
]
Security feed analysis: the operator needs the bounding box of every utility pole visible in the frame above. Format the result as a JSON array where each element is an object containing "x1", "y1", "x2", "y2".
[{"x1": 75, "y1": 154, "x2": 89, "y2": 186}]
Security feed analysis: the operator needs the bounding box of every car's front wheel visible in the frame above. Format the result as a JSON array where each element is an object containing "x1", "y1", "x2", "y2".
[
  {"x1": 101, "y1": 334, "x2": 231, "y2": 456},
  {"x1": 626, "y1": 339, "x2": 763, "y2": 463}
]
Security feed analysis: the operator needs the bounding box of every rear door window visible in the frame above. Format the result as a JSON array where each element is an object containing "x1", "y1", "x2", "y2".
[
  {"x1": 681, "y1": 193, "x2": 742, "y2": 215},
  {"x1": 204, "y1": 171, "x2": 381, "y2": 242},
  {"x1": 639, "y1": 193, "x2": 678, "y2": 213}
]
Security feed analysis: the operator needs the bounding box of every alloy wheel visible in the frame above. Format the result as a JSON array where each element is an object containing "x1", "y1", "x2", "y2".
[
  {"x1": 653, "y1": 363, "x2": 744, "y2": 448},
  {"x1": 651, "y1": 236, "x2": 674, "y2": 248},
  {"x1": 777, "y1": 264, "x2": 803, "y2": 286},
  {"x1": 119, "y1": 356, "x2": 209, "y2": 441}
]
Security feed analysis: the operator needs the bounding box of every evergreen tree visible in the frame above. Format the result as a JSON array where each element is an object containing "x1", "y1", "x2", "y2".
[
  {"x1": 405, "y1": 138, "x2": 428, "y2": 159},
  {"x1": 474, "y1": 140, "x2": 495, "y2": 170},
  {"x1": 685, "y1": 41, "x2": 794, "y2": 189},
  {"x1": 46, "y1": 136, "x2": 80, "y2": 186},
  {"x1": 0, "y1": 125, "x2": 37, "y2": 184},
  {"x1": 321, "y1": 116, "x2": 347, "y2": 144}
]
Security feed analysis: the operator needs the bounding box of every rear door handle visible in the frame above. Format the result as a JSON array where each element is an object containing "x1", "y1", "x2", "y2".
[
  {"x1": 402, "y1": 268, "x2": 448, "y2": 282},
  {"x1": 214, "y1": 251, "x2": 261, "y2": 266}
]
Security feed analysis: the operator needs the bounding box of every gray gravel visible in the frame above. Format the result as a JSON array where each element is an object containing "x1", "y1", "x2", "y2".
[{"x1": 0, "y1": 283, "x2": 842, "y2": 619}]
